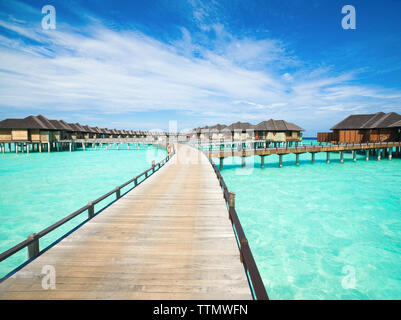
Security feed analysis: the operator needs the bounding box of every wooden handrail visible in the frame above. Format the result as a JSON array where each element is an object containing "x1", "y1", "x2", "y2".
[
  {"x1": 0, "y1": 144, "x2": 175, "y2": 266},
  {"x1": 206, "y1": 155, "x2": 269, "y2": 300}
]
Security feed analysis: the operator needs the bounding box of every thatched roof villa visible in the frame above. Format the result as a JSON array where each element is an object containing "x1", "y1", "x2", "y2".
[{"x1": 318, "y1": 112, "x2": 401, "y2": 143}]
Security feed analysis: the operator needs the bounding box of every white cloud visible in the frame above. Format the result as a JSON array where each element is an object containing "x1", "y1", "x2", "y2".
[
  {"x1": 0, "y1": 3, "x2": 400, "y2": 135},
  {"x1": 282, "y1": 72, "x2": 293, "y2": 82}
]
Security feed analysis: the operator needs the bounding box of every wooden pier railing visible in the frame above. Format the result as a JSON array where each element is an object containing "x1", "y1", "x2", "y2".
[
  {"x1": 205, "y1": 153, "x2": 269, "y2": 300},
  {"x1": 0, "y1": 145, "x2": 175, "y2": 272}
]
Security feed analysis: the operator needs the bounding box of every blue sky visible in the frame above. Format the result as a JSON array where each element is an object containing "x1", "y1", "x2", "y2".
[{"x1": 0, "y1": 0, "x2": 400, "y2": 136}]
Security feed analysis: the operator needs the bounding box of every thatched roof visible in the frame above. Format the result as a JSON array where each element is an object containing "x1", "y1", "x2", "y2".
[
  {"x1": 49, "y1": 119, "x2": 73, "y2": 131},
  {"x1": 194, "y1": 119, "x2": 304, "y2": 132},
  {"x1": 59, "y1": 120, "x2": 74, "y2": 131},
  {"x1": 331, "y1": 112, "x2": 401, "y2": 130},
  {"x1": 254, "y1": 119, "x2": 304, "y2": 132},
  {"x1": 0, "y1": 115, "x2": 56, "y2": 130},
  {"x1": 91, "y1": 127, "x2": 102, "y2": 134},
  {"x1": 228, "y1": 121, "x2": 254, "y2": 130},
  {"x1": 36, "y1": 115, "x2": 57, "y2": 130},
  {"x1": 82, "y1": 125, "x2": 97, "y2": 133},
  {"x1": 389, "y1": 119, "x2": 401, "y2": 128},
  {"x1": 68, "y1": 123, "x2": 86, "y2": 132},
  {"x1": 209, "y1": 124, "x2": 228, "y2": 131},
  {"x1": 366, "y1": 112, "x2": 401, "y2": 129}
]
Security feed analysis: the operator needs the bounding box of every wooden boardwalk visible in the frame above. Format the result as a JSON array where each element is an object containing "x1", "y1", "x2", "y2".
[{"x1": 0, "y1": 144, "x2": 251, "y2": 299}]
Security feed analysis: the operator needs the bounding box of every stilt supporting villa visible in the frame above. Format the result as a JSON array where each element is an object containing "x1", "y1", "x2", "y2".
[{"x1": 202, "y1": 142, "x2": 401, "y2": 169}]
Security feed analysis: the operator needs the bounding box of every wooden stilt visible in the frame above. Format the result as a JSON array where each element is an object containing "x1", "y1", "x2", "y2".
[
  {"x1": 352, "y1": 150, "x2": 356, "y2": 162},
  {"x1": 326, "y1": 152, "x2": 330, "y2": 164},
  {"x1": 340, "y1": 151, "x2": 344, "y2": 164},
  {"x1": 296, "y1": 153, "x2": 299, "y2": 166},
  {"x1": 260, "y1": 155, "x2": 265, "y2": 168},
  {"x1": 279, "y1": 154, "x2": 283, "y2": 168},
  {"x1": 219, "y1": 157, "x2": 223, "y2": 170},
  {"x1": 365, "y1": 149, "x2": 369, "y2": 161},
  {"x1": 311, "y1": 152, "x2": 315, "y2": 163}
]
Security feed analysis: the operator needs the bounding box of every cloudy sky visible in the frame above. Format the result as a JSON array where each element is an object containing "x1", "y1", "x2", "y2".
[{"x1": 0, "y1": 0, "x2": 400, "y2": 136}]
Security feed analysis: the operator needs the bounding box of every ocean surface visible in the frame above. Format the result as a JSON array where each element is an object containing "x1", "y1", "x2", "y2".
[
  {"x1": 0, "y1": 144, "x2": 166, "y2": 278},
  {"x1": 213, "y1": 140, "x2": 401, "y2": 299}
]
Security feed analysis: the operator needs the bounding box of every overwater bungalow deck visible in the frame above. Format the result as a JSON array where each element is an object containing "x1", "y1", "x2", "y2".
[{"x1": 0, "y1": 144, "x2": 265, "y2": 300}]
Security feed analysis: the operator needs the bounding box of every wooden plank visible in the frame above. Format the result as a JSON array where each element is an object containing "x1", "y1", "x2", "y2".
[{"x1": 0, "y1": 144, "x2": 251, "y2": 300}]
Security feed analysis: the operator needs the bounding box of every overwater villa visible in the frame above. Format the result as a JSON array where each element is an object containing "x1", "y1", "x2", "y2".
[
  {"x1": 318, "y1": 112, "x2": 401, "y2": 143},
  {"x1": 0, "y1": 115, "x2": 56, "y2": 147},
  {"x1": 0, "y1": 115, "x2": 168, "y2": 153},
  {"x1": 0, "y1": 115, "x2": 159, "y2": 144},
  {"x1": 191, "y1": 119, "x2": 304, "y2": 146}
]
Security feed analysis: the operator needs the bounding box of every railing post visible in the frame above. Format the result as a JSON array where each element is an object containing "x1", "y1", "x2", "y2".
[
  {"x1": 88, "y1": 202, "x2": 94, "y2": 218},
  {"x1": 116, "y1": 186, "x2": 121, "y2": 199},
  {"x1": 152, "y1": 160, "x2": 155, "y2": 173},
  {"x1": 228, "y1": 192, "x2": 235, "y2": 220},
  {"x1": 240, "y1": 238, "x2": 248, "y2": 263},
  {"x1": 27, "y1": 233, "x2": 39, "y2": 260},
  {"x1": 134, "y1": 177, "x2": 138, "y2": 186}
]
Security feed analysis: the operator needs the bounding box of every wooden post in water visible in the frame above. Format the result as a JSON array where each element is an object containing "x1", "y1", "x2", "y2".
[
  {"x1": 295, "y1": 153, "x2": 300, "y2": 166},
  {"x1": 340, "y1": 151, "x2": 344, "y2": 164},
  {"x1": 389, "y1": 148, "x2": 392, "y2": 161},
  {"x1": 326, "y1": 152, "x2": 330, "y2": 164},
  {"x1": 352, "y1": 150, "x2": 356, "y2": 162},
  {"x1": 365, "y1": 149, "x2": 369, "y2": 161},
  {"x1": 377, "y1": 149, "x2": 381, "y2": 161},
  {"x1": 241, "y1": 157, "x2": 245, "y2": 168},
  {"x1": 219, "y1": 157, "x2": 223, "y2": 170},
  {"x1": 260, "y1": 155, "x2": 265, "y2": 168},
  {"x1": 279, "y1": 154, "x2": 283, "y2": 168},
  {"x1": 47, "y1": 142, "x2": 50, "y2": 153},
  {"x1": 311, "y1": 152, "x2": 315, "y2": 164}
]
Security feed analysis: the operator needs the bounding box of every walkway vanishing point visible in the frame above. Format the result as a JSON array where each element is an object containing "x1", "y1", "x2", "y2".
[{"x1": 0, "y1": 144, "x2": 256, "y2": 299}]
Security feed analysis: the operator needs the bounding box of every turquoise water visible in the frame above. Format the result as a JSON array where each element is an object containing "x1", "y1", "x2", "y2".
[
  {"x1": 0, "y1": 144, "x2": 166, "y2": 278},
  {"x1": 214, "y1": 142, "x2": 401, "y2": 299}
]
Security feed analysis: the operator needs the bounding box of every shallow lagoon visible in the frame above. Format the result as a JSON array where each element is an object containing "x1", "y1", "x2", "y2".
[
  {"x1": 214, "y1": 144, "x2": 401, "y2": 299},
  {"x1": 0, "y1": 144, "x2": 165, "y2": 277}
]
